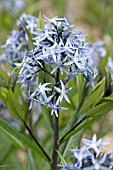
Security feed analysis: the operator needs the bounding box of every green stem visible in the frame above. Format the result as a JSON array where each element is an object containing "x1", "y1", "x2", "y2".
[
  {"x1": 23, "y1": 121, "x2": 51, "y2": 163},
  {"x1": 51, "y1": 70, "x2": 60, "y2": 170},
  {"x1": 38, "y1": 65, "x2": 55, "y2": 78},
  {"x1": 51, "y1": 115, "x2": 59, "y2": 170}
]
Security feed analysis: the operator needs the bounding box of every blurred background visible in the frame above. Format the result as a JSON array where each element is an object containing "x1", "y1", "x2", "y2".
[{"x1": 0, "y1": 0, "x2": 113, "y2": 169}]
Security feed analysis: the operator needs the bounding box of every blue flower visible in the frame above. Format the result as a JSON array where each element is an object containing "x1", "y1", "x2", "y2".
[
  {"x1": 82, "y1": 134, "x2": 110, "y2": 154},
  {"x1": 0, "y1": 0, "x2": 25, "y2": 13},
  {"x1": 48, "y1": 97, "x2": 68, "y2": 117},
  {"x1": 58, "y1": 134, "x2": 112, "y2": 170},
  {"x1": 54, "y1": 80, "x2": 72, "y2": 103},
  {"x1": 17, "y1": 13, "x2": 38, "y2": 36},
  {"x1": 1, "y1": 30, "x2": 28, "y2": 66}
]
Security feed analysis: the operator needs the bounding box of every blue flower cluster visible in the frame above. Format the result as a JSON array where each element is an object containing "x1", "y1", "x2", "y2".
[
  {"x1": 18, "y1": 16, "x2": 96, "y2": 116},
  {"x1": 0, "y1": 0, "x2": 25, "y2": 13},
  {"x1": 17, "y1": 13, "x2": 38, "y2": 36},
  {"x1": 88, "y1": 40, "x2": 106, "y2": 74},
  {"x1": 19, "y1": 16, "x2": 94, "y2": 82},
  {"x1": 32, "y1": 16, "x2": 92, "y2": 78},
  {"x1": 28, "y1": 81, "x2": 71, "y2": 117},
  {"x1": 58, "y1": 134, "x2": 113, "y2": 170},
  {"x1": 0, "y1": 13, "x2": 38, "y2": 66}
]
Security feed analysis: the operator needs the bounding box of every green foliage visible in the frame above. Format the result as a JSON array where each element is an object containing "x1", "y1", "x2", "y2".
[
  {"x1": 7, "y1": 88, "x2": 25, "y2": 121},
  {"x1": 53, "y1": 0, "x2": 66, "y2": 17},
  {"x1": 28, "y1": 149, "x2": 37, "y2": 170},
  {"x1": 9, "y1": 65, "x2": 23, "y2": 92},
  {"x1": 0, "y1": 1, "x2": 113, "y2": 169},
  {"x1": 0, "y1": 118, "x2": 49, "y2": 162},
  {"x1": 84, "y1": 0, "x2": 113, "y2": 37},
  {"x1": 56, "y1": 150, "x2": 66, "y2": 165},
  {"x1": 0, "y1": 87, "x2": 8, "y2": 104},
  {"x1": 38, "y1": 11, "x2": 43, "y2": 30}
]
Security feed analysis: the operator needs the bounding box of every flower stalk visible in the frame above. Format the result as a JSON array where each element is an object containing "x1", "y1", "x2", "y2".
[{"x1": 51, "y1": 70, "x2": 60, "y2": 170}]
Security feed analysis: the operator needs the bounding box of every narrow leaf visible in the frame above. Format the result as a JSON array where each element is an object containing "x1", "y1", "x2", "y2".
[
  {"x1": 0, "y1": 87, "x2": 8, "y2": 104},
  {"x1": 60, "y1": 117, "x2": 98, "y2": 144},
  {"x1": 0, "y1": 118, "x2": 49, "y2": 161},
  {"x1": 7, "y1": 88, "x2": 25, "y2": 121},
  {"x1": 0, "y1": 77, "x2": 8, "y2": 88},
  {"x1": 9, "y1": 65, "x2": 23, "y2": 92},
  {"x1": 38, "y1": 11, "x2": 43, "y2": 30},
  {"x1": 28, "y1": 149, "x2": 37, "y2": 170},
  {"x1": 56, "y1": 150, "x2": 67, "y2": 165},
  {"x1": 60, "y1": 100, "x2": 113, "y2": 144},
  {"x1": 0, "y1": 69, "x2": 9, "y2": 85},
  {"x1": 77, "y1": 79, "x2": 105, "y2": 117},
  {"x1": 87, "y1": 100, "x2": 113, "y2": 117}
]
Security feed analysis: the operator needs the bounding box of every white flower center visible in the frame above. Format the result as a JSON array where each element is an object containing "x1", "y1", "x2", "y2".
[{"x1": 95, "y1": 163, "x2": 100, "y2": 170}]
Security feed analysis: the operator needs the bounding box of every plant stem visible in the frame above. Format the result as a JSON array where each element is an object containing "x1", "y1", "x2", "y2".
[
  {"x1": 23, "y1": 121, "x2": 51, "y2": 163},
  {"x1": 38, "y1": 65, "x2": 55, "y2": 78},
  {"x1": 51, "y1": 115, "x2": 59, "y2": 170},
  {"x1": 51, "y1": 70, "x2": 59, "y2": 170}
]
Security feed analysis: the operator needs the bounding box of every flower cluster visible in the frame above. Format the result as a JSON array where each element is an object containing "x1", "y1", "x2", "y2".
[
  {"x1": 0, "y1": 13, "x2": 38, "y2": 66},
  {"x1": 1, "y1": 29, "x2": 28, "y2": 66},
  {"x1": 17, "y1": 13, "x2": 38, "y2": 36},
  {"x1": 19, "y1": 16, "x2": 94, "y2": 84},
  {"x1": 0, "y1": 0, "x2": 25, "y2": 13},
  {"x1": 28, "y1": 81, "x2": 71, "y2": 117},
  {"x1": 58, "y1": 134, "x2": 113, "y2": 170},
  {"x1": 40, "y1": 17, "x2": 93, "y2": 76},
  {"x1": 17, "y1": 16, "x2": 96, "y2": 116},
  {"x1": 88, "y1": 40, "x2": 106, "y2": 74}
]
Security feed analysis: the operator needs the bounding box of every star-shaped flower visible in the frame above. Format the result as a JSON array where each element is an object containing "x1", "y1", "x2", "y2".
[
  {"x1": 49, "y1": 97, "x2": 68, "y2": 117},
  {"x1": 54, "y1": 80, "x2": 72, "y2": 103},
  {"x1": 70, "y1": 147, "x2": 90, "y2": 168},
  {"x1": 82, "y1": 134, "x2": 110, "y2": 154}
]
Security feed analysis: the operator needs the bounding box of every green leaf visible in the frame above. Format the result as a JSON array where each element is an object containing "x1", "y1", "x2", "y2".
[
  {"x1": 103, "y1": 94, "x2": 113, "y2": 100},
  {"x1": 38, "y1": 11, "x2": 43, "y2": 30},
  {"x1": 0, "y1": 77, "x2": 8, "y2": 88},
  {"x1": 62, "y1": 131, "x2": 84, "y2": 160},
  {"x1": 9, "y1": 65, "x2": 23, "y2": 92},
  {"x1": 60, "y1": 100, "x2": 113, "y2": 144},
  {"x1": 56, "y1": 150, "x2": 66, "y2": 165},
  {"x1": 87, "y1": 100, "x2": 113, "y2": 117},
  {"x1": 60, "y1": 117, "x2": 98, "y2": 144},
  {"x1": 0, "y1": 118, "x2": 49, "y2": 162},
  {"x1": 77, "y1": 79, "x2": 105, "y2": 117},
  {"x1": 0, "y1": 69, "x2": 9, "y2": 85},
  {"x1": 41, "y1": 106, "x2": 53, "y2": 135},
  {"x1": 28, "y1": 149, "x2": 37, "y2": 170},
  {"x1": 0, "y1": 87, "x2": 8, "y2": 104},
  {"x1": 7, "y1": 88, "x2": 25, "y2": 121},
  {"x1": 62, "y1": 136, "x2": 73, "y2": 159},
  {"x1": 0, "y1": 126, "x2": 23, "y2": 148}
]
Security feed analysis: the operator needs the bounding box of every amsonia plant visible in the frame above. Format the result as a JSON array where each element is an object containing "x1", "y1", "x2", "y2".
[{"x1": 0, "y1": 14, "x2": 113, "y2": 170}]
